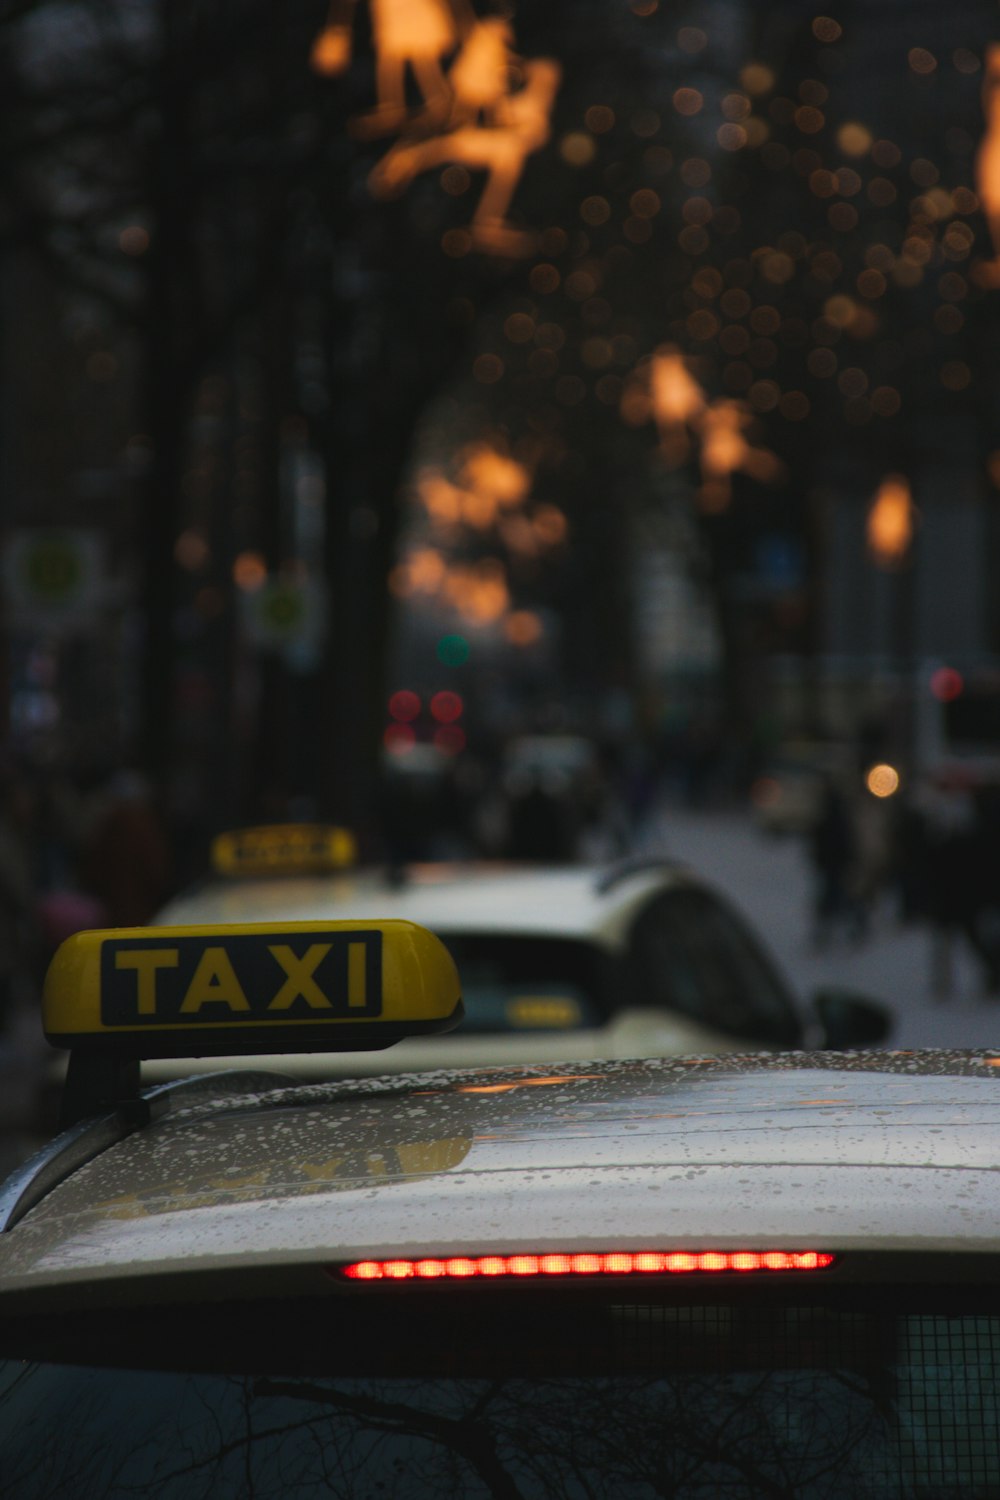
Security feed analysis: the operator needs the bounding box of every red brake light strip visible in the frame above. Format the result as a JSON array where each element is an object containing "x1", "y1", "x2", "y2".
[{"x1": 339, "y1": 1250, "x2": 835, "y2": 1281}]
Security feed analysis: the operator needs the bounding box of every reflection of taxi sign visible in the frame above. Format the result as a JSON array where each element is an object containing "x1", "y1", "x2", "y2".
[
  {"x1": 211, "y1": 824, "x2": 358, "y2": 877},
  {"x1": 44, "y1": 920, "x2": 462, "y2": 1058}
]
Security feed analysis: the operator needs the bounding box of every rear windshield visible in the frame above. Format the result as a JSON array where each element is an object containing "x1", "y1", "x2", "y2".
[
  {"x1": 439, "y1": 934, "x2": 613, "y2": 1030},
  {"x1": 2, "y1": 1289, "x2": 998, "y2": 1497}
]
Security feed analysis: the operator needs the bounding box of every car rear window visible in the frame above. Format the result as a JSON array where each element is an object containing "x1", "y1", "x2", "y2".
[
  {"x1": 627, "y1": 891, "x2": 802, "y2": 1045},
  {"x1": 439, "y1": 934, "x2": 613, "y2": 1030},
  {"x1": 3, "y1": 1287, "x2": 998, "y2": 1497}
]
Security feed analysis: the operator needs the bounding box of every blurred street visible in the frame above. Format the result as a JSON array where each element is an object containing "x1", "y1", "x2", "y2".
[{"x1": 647, "y1": 801, "x2": 1000, "y2": 1052}]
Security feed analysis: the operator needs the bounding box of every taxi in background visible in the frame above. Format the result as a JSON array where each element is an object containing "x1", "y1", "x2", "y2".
[
  {"x1": 1, "y1": 917, "x2": 998, "y2": 1497},
  {"x1": 143, "y1": 821, "x2": 891, "y2": 1079}
]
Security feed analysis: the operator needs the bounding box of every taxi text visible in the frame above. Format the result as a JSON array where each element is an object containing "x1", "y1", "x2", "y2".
[{"x1": 99, "y1": 931, "x2": 382, "y2": 1025}]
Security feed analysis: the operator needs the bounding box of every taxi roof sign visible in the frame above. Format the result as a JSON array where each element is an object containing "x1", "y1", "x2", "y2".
[
  {"x1": 210, "y1": 824, "x2": 358, "y2": 878},
  {"x1": 44, "y1": 919, "x2": 462, "y2": 1061}
]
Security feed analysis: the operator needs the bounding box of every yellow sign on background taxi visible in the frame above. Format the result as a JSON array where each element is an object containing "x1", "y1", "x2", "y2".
[
  {"x1": 211, "y1": 824, "x2": 358, "y2": 877},
  {"x1": 43, "y1": 920, "x2": 462, "y2": 1057}
]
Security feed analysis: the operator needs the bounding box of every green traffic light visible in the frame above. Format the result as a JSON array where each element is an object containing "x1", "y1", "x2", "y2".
[{"x1": 437, "y1": 634, "x2": 470, "y2": 667}]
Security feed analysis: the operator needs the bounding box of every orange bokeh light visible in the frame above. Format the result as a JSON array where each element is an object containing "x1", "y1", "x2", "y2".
[
  {"x1": 867, "y1": 474, "x2": 914, "y2": 567},
  {"x1": 505, "y1": 610, "x2": 543, "y2": 646},
  {"x1": 232, "y1": 552, "x2": 267, "y2": 591}
]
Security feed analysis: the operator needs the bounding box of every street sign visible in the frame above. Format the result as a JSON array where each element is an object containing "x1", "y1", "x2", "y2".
[
  {"x1": 241, "y1": 576, "x2": 326, "y2": 666},
  {"x1": 2, "y1": 529, "x2": 105, "y2": 627}
]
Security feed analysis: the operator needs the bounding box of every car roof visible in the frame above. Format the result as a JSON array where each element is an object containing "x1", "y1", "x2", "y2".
[
  {"x1": 4, "y1": 1049, "x2": 1000, "y2": 1303},
  {"x1": 154, "y1": 859, "x2": 696, "y2": 948}
]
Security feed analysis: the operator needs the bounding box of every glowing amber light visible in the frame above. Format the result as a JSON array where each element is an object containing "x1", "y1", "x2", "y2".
[
  {"x1": 867, "y1": 474, "x2": 914, "y2": 567},
  {"x1": 741, "y1": 63, "x2": 775, "y2": 94},
  {"x1": 699, "y1": 398, "x2": 783, "y2": 509},
  {"x1": 824, "y1": 294, "x2": 858, "y2": 328},
  {"x1": 673, "y1": 88, "x2": 703, "y2": 116},
  {"x1": 630, "y1": 188, "x2": 661, "y2": 218},
  {"x1": 580, "y1": 195, "x2": 610, "y2": 225},
  {"x1": 717, "y1": 124, "x2": 747, "y2": 151},
  {"x1": 585, "y1": 105, "x2": 615, "y2": 133},
  {"x1": 561, "y1": 132, "x2": 596, "y2": 165},
  {"x1": 529, "y1": 263, "x2": 560, "y2": 294},
  {"x1": 533, "y1": 506, "x2": 568, "y2": 545},
  {"x1": 233, "y1": 552, "x2": 267, "y2": 591},
  {"x1": 504, "y1": 313, "x2": 535, "y2": 343},
  {"x1": 310, "y1": 25, "x2": 352, "y2": 76},
  {"x1": 175, "y1": 531, "x2": 210, "y2": 571},
  {"x1": 837, "y1": 122, "x2": 873, "y2": 157},
  {"x1": 119, "y1": 225, "x2": 150, "y2": 256},
  {"x1": 461, "y1": 446, "x2": 530, "y2": 507},
  {"x1": 441, "y1": 164, "x2": 471, "y2": 196},
  {"x1": 399, "y1": 548, "x2": 447, "y2": 594},
  {"x1": 358, "y1": 15, "x2": 562, "y2": 260},
  {"x1": 866, "y1": 763, "x2": 901, "y2": 799},
  {"x1": 908, "y1": 47, "x2": 937, "y2": 75},
  {"x1": 795, "y1": 105, "x2": 825, "y2": 134},
  {"x1": 505, "y1": 610, "x2": 543, "y2": 646},
  {"x1": 339, "y1": 1251, "x2": 836, "y2": 1280},
  {"x1": 650, "y1": 350, "x2": 706, "y2": 428},
  {"x1": 441, "y1": 228, "x2": 472, "y2": 258}
]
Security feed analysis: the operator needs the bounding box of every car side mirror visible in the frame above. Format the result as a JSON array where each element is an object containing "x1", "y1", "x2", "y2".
[{"x1": 811, "y1": 988, "x2": 893, "y2": 1050}]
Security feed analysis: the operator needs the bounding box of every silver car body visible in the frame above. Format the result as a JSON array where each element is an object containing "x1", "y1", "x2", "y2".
[{"x1": 3, "y1": 1049, "x2": 1000, "y2": 1312}]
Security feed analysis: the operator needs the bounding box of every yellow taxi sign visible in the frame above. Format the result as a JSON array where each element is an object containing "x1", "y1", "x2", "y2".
[
  {"x1": 210, "y1": 824, "x2": 358, "y2": 878},
  {"x1": 43, "y1": 920, "x2": 462, "y2": 1059},
  {"x1": 506, "y1": 995, "x2": 582, "y2": 1029}
]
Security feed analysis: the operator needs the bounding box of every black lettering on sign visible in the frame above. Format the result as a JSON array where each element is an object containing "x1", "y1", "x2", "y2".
[{"x1": 101, "y1": 932, "x2": 383, "y2": 1025}]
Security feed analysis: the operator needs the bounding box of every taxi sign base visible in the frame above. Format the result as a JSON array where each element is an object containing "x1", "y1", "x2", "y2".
[{"x1": 60, "y1": 1054, "x2": 144, "y2": 1130}]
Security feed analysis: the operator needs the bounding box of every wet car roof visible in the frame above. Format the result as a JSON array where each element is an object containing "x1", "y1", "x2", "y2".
[{"x1": 4, "y1": 1049, "x2": 1000, "y2": 1301}]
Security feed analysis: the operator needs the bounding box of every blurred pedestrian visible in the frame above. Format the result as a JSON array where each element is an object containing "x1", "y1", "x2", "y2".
[
  {"x1": 849, "y1": 781, "x2": 894, "y2": 941},
  {"x1": 0, "y1": 769, "x2": 41, "y2": 1037},
  {"x1": 504, "y1": 769, "x2": 578, "y2": 861},
  {"x1": 80, "y1": 769, "x2": 173, "y2": 928},
  {"x1": 912, "y1": 775, "x2": 986, "y2": 997},
  {"x1": 29, "y1": 762, "x2": 109, "y2": 965},
  {"x1": 968, "y1": 782, "x2": 1000, "y2": 993},
  {"x1": 888, "y1": 784, "x2": 933, "y2": 924},
  {"x1": 806, "y1": 774, "x2": 858, "y2": 948}
]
